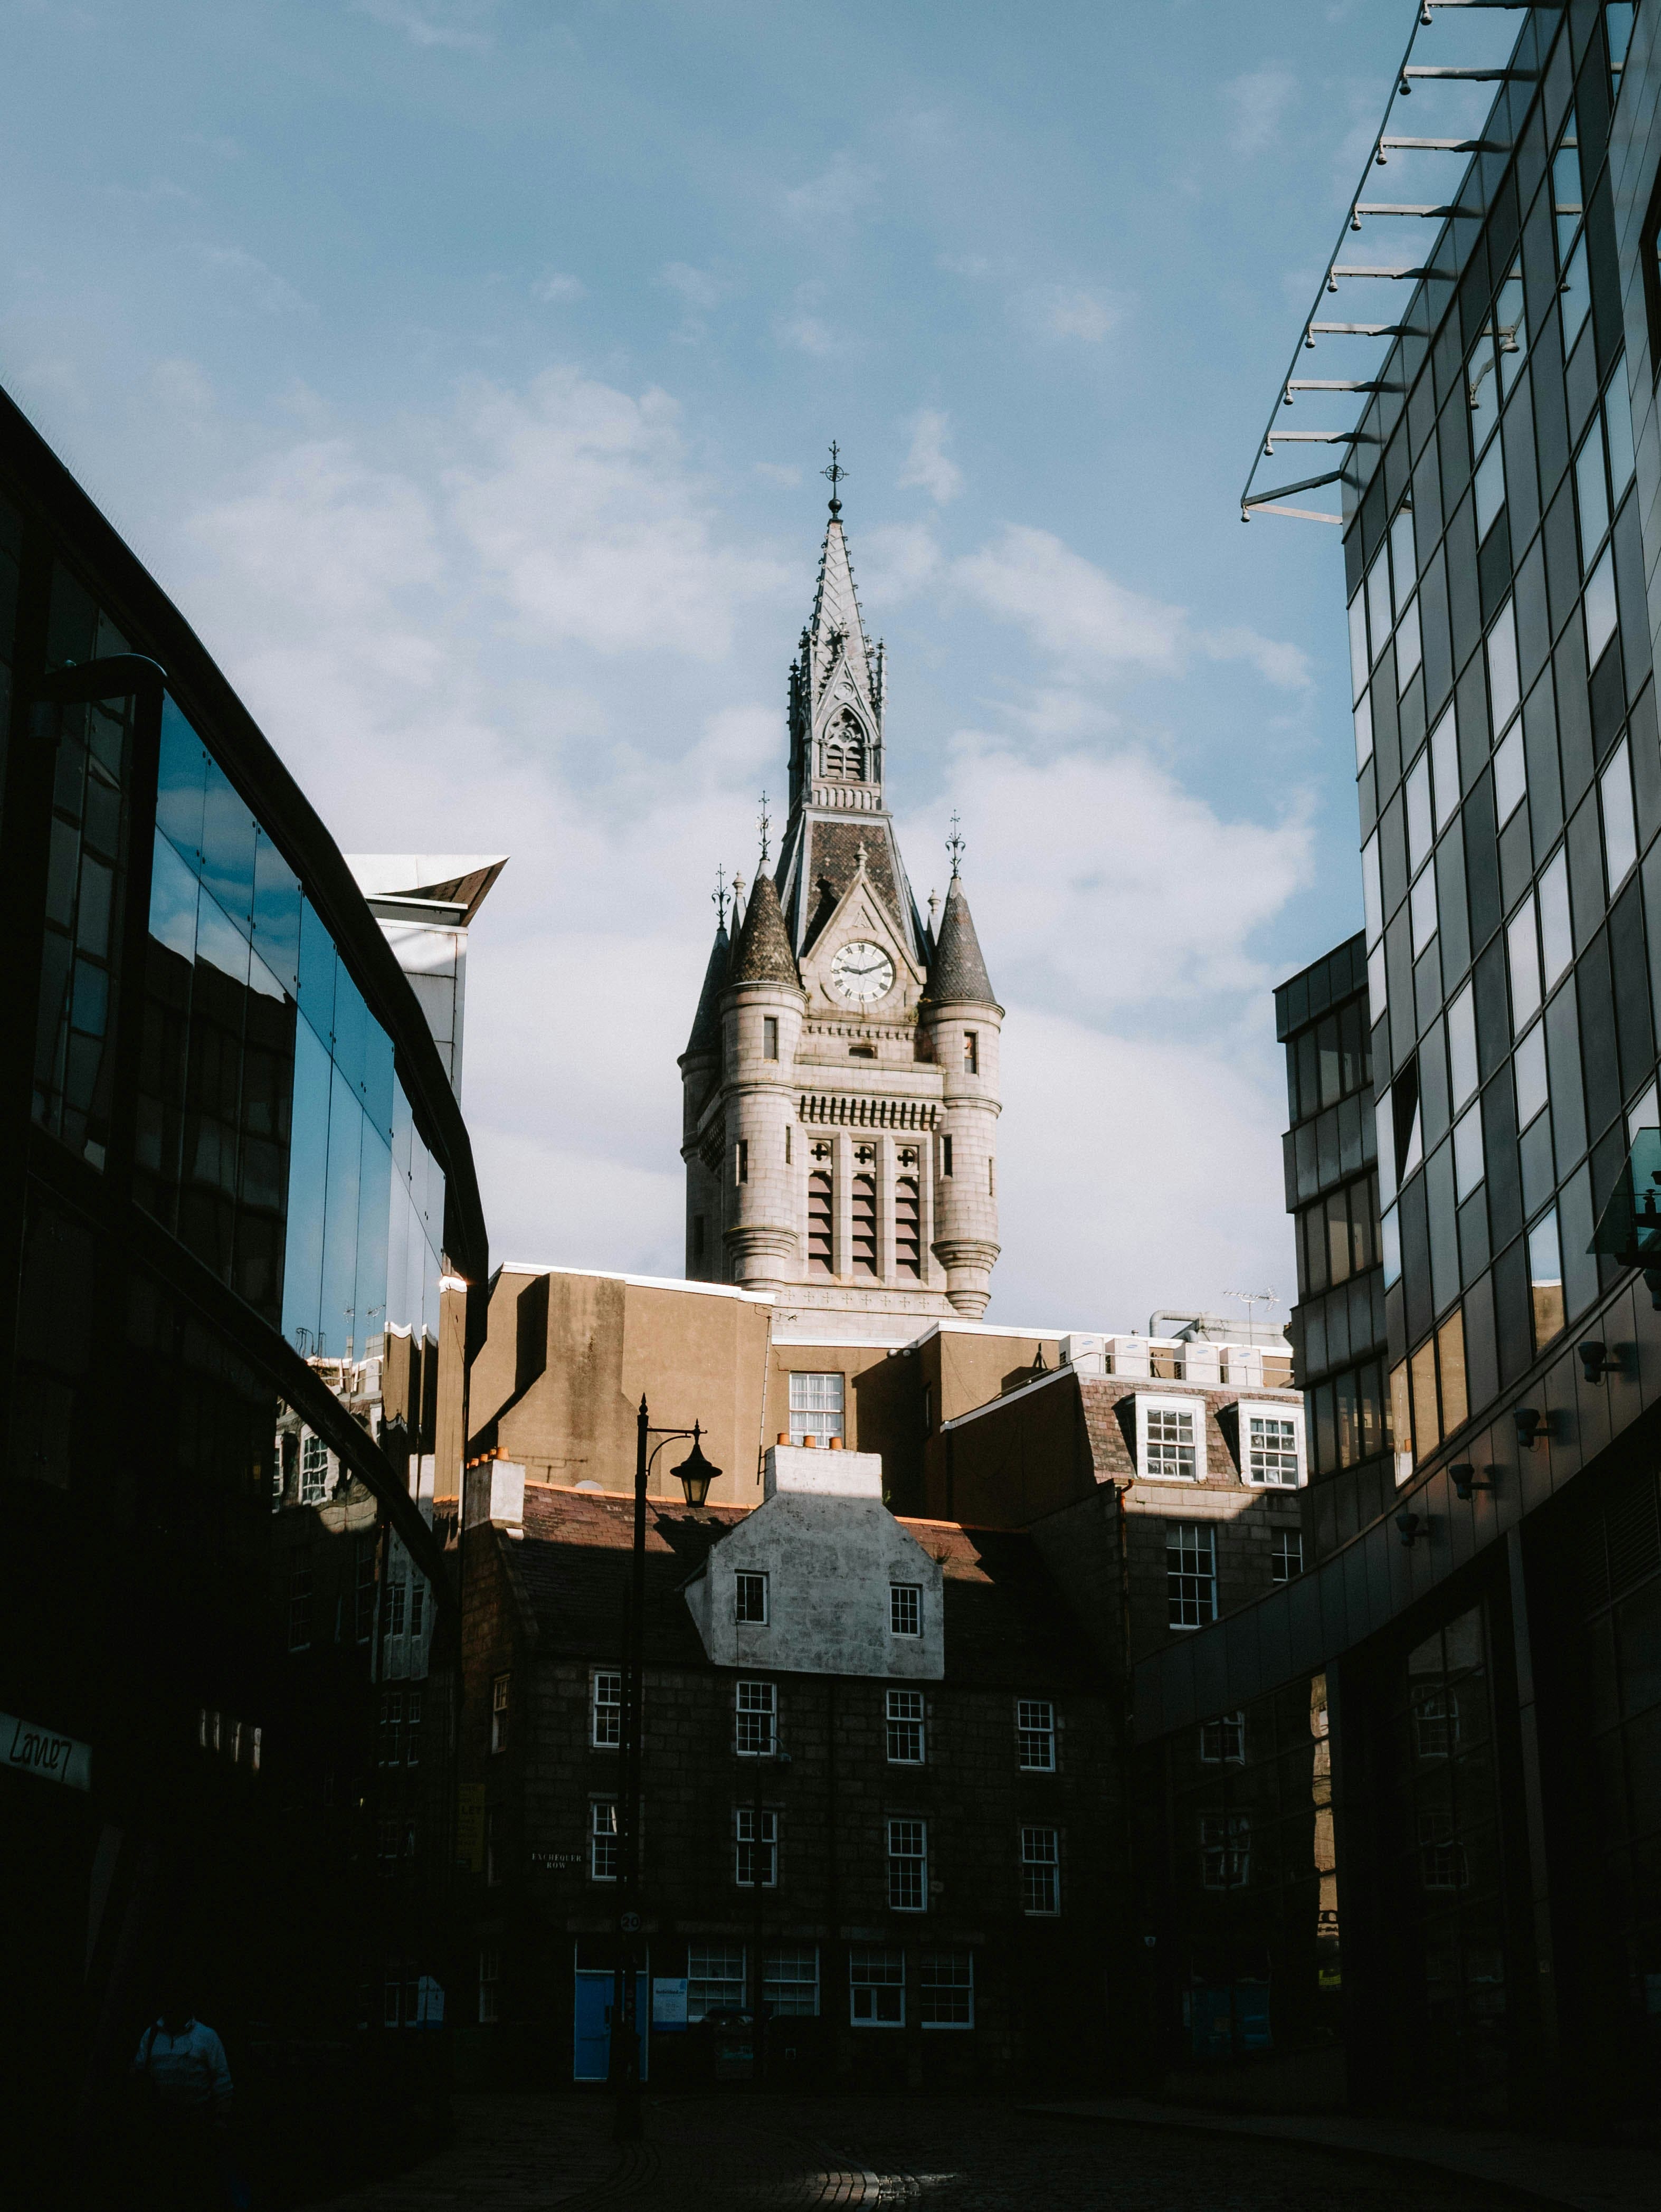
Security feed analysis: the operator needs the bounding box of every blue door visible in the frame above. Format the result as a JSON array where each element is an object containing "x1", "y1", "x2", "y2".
[{"x1": 573, "y1": 1970, "x2": 649, "y2": 2082}]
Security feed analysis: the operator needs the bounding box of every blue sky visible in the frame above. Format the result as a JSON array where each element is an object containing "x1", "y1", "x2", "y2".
[{"x1": 2, "y1": 0, "x2": 1426, "y2": 1326}]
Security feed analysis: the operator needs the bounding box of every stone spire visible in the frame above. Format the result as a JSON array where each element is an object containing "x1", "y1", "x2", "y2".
[
  {"x1": 682, "y1": 920, "x2": 729, "y2": 1057},
  {"x1": 927, "y1": 872, "x2": 998, "y2": 1007},
  {"x1": 787, "y1": 458, "x2": 885, "y2": 815},
  {"x1": 726, "y1": 870, "x2": 801, "y2": 987}
]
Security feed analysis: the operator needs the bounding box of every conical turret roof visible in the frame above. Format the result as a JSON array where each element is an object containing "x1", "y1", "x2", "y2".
[
  {"x1": 727, "y1": 871, "x2": 802, "y2": 989},
  {"x1": 926, "y1": 872, "x2": 997, "y2": 1006},
  {"x1": 682, "y1": 921, "x2": 729, "y2": 1056}
]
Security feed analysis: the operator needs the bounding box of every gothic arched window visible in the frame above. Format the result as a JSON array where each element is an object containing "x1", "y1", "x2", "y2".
[{"x1": 822, "y1": 714, "x2": 866, "y2": 781}]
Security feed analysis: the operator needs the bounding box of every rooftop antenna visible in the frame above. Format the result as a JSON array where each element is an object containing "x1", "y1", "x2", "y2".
[
  {"x1": 757, "y1": 790, "x2": 772, "y2": 867},
  {"x1": 946, "y1": 810, "x2": 965, "y2": 875},
  {"x1": 712, "y1": 863, "x2": 729, "y2": 931},
  {"x1": 822, "y1": 440, "x2": 849, "y2": 516},
  {"x1": 1224, "y1": 1288, "x2": 1280, "y2": 1335}
]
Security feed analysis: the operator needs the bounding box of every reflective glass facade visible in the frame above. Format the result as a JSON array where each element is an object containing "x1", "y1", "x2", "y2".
[{"x1": 0, "y1": 379, "x2": 481, "y2": 2207}]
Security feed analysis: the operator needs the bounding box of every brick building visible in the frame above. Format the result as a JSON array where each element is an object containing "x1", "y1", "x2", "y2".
[{"x1": 452, "y1": 1446, "x2": 1120, "y2": 2090}]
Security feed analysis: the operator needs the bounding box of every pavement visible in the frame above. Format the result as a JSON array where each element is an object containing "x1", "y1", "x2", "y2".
[
  {"x1": 307, "y1": 2089, "x2": 1624, "y2": 2209},
  {"x1": 1028, "y1": 2101, "x2": 1661, "y2": 2212}
]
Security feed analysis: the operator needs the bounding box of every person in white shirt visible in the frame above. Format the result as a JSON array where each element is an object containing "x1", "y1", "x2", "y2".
[{"x1": 132, "y1": 1993, "x2": 233, "y2": 2208}]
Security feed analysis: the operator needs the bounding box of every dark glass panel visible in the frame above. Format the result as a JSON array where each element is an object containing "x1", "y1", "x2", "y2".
[
  {"x1": 1402, "y1": 1174, "x2": 1433, "y2": 1346},
  {"x1": 1473, "y1": 935, "x2": 1510, "y2": 1081},
  {"x1": 1436, "y1": 831, "x2": 1470, "y2": 985},
  {"x1": 1559, "y1": 1161, "x2": 1599, "y2": 1318},
  {"x1": 155, "y1": 699, "x2": 206, "y2": 863},
  {"x1": 1514, "y1": 542, "x2": 1551, "y2": 700},
  {"x1": 1542, "y1": 477, "x2": 1580, "y2": 639},
  {"x1": 1485, "y1": 1072, "x2": 1523, "y2": 1250},
  {"x1": 1297, "y1": 1030, "x2": 1317, "y2": 1125},
  {"x1": 1502, "y1": 372, "x2": 1541, "y2": 549},
  {"x1": 252, "y1": 833, "x2": 301, "y2": 999},
  {"x1": 1428, "y1": 1140, "x2": 1460, "y2": 1316},
  {"x1": 1615, "y1": 492, "x2": 1651, "y2": 701},
  {"x1": 1578, "y1": 929, "x2": 1622, "y2": 1140},
  {"x1": 1590, "y1": 637, "x2": 1626, "y2": 756},
  {"x1": 1478, "y1": 512, "x2": 1513, "y2": 628},
  {"x1": 296, "y1": 896, "x2": 337, "y2": 1046},
  {"x1": 1446, "y1": 495, "x2": 1482, "y2": 678},
  {"x1": 1421, "y1": 549, "x2": 1454, "y2": 718},
  {"x1": 1554, "y1": 618, "x2": 1595, "y2": 806},
  {"x1": 280, "y1": 1018, "x2": 331, "y2": 1352},
  {"x1": 1381, "y1": 790, "x2": 1410, "y2": 924},
  {"x1": 1567, "y1": 789, "x2": 1607, "y2": 948},
  {"x1": 1456, "y1": 654, "x2": 1491, "y2": 800},
  {"x1": 1520, "y1": 1106, "x2": 1555, "y2": 1214},
  {"x1": 1609, "y1": 880, "x2": 1653, "y2": 1094},
  {"x1": 1499, "y1": 806, "x2": 1535, "y2": 916},
  {"x1": 1533, "y1": 315, "x2": 1571, "y2": 500},
  {"x1": 1492, "y1": 1236, "x2": 1532, "y2": 1384},
  {"x1": 1545, "y1": 975, "x2": 1587, "y2": 1169},
  {"x1": 1459, "y1": 1188, "x2": 1491, "y2": 1288},
  {"x1": 200, "y1": 754, "x2": 258, "y2": 930},
  {"x1": 1630, "y1": 683, "x2": 1661, "y2": 850}
]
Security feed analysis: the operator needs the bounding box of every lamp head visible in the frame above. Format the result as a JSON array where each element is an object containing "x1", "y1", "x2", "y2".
[
  {"x1": 1395, "y1": 1508, "x2": 1421, "y2": 1549},
  {"x1": 1449, "y1": 1464, "x2": 1476, "y2": 1501},
  {"x1": 1578, "y1": 1340, "x2": 1608, "y2": 1384},
  {"x1": 672, "y1": 1423, "x2": 720, "y2": 1509}
]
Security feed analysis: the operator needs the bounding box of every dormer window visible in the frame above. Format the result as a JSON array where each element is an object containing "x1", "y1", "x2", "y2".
[{"x1": 822, "y1": 712, "x2": 866, "y2": 780}]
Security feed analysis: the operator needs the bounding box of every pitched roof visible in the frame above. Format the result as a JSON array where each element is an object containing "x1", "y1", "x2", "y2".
[
  {"x1": 682, "y1": 920, "x2": 728, "y2": 1056},
  {"x1": 498, "y1": 1483, "x2": 1103, "y2": 1692},
  {"x1": 726, "y1": 869, "x2": 802, "y2": 988},
  {"x1": 926, "y1": 871, "x2": 996, "y2": 1006}
]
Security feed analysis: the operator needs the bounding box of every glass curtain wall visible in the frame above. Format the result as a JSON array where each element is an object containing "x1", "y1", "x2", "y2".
[
  {"x1": 1346, "y1": 10, "x2": 1653, "y2": 1479},
  {"x1": 137, "y1": 697, "x2": 444, "y2": 1360}
]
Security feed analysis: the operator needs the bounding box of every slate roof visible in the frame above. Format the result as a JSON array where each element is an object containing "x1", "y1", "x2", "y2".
[
  {"x1": 498, "y1": 1483, "x2": 1102, "y2": 1692},
  {"x1": 925, "y1": 871, "x2": 997, "y2": 1007},
  {"x1": 681, "y1": 921, "x2": 728, "y2": 1057},
  {"x1": 726, "y1": 870, "x2": 802, "y2": 988}
]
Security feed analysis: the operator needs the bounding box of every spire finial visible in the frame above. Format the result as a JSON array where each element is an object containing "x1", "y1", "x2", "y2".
[
  {"x1": 822, "y1": 440, "x2": 849, "y2": 517},
  {"x1": 757, "y1": 790, "x2": 772, "y2": 867},
  {"x1": 946, "y1": 811, "x2": 965, "y2": 875},
  {"x1": 712, "y1": 863, "x2": 729, "y2": 929},
  {"x1": 928, "y1": 889, "x2": 939, "y2": 925}
]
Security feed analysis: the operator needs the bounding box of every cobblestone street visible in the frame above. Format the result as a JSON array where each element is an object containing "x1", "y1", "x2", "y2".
[{"x1": 316, "y1": 2094, "x2": 1536, "y2": 2210}]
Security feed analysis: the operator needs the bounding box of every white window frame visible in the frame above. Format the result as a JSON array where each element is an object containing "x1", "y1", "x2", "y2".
[
  {"x1": 735, "y1": 1678, "x2": 777, "y2": 1757},
  {"x1": 1135, "y1": 1393, "x2": 1207, "y2": 1483},
  {"x1": 591, "y1": 1669, "x2": 622, "y2": 1751},
  {"x1": 919, "y1": 1951, "x2": 975, "y2": 2029},
  {"x1": 889, "y1": 1583, "x2": 922, "y2": 1638},
  {"x1": 887, "y1": 1817, "x2": 927, "y2": 1911},
  {"x1": 299, "y1": 1429, "x2": 331, "y2": 1504},
  {"x1": 1016, "y1": 1697, "x2": 1056, "y2": 1772},
  {"x1": 1199, "y1": 1711, "x2": 1246, "y2": 1765},
  {"x1": 886, "y1": 1688, "x2": 925, "y2": 1764},
  {"x1": 849, "y1": 1948, "x2": 905, "y2": 2027},
  {"x1": 589, "y1": 1798, "x2": 618, "y2": 1883},
  {"x1": 763, "y1": 1946, "x2": 820, "y2": 2017},
  {"x1": 734, "y1": 1806, "x2": 778, "y2": 1888},
  {"x1": 1238, "y1": 1401, "x2": 1305, "y2": 1488},
  {"x1": 1020, "y1": 1825, "x2": 1060, "y2": 1916},
  {"x1": 734, "y1": 1570, "x2": 769, "y2": 1625},
  {"x1": 788, "y1": 1370, "x2": 844, "y2": 1445},
  {"x1": 1166, "y1": 1522, "x2": 1217, "y2": 1630},
  {"x1": 687, "y1": 1944, "x2": 746, "y2": 2022}
]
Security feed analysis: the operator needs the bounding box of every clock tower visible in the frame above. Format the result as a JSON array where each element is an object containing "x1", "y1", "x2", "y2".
[{"x1": 679, "y1": 473, "x2": 1003, "y2": 1328}]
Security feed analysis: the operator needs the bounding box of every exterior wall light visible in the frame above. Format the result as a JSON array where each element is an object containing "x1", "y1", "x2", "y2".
[
  {"x1": 1449, "y1": 1464, "x2": 1495, "y2": 1501},
  {"x1": 1396, "y1": 1508, "x2": 1422, "y2": 1549},
  {"x1": 1577, "y1": 1340, "x2": 1624, "y2": 1384},
  {"x1": 1514, "y1": 1407, "x2": 1546, "y2": 1448}
]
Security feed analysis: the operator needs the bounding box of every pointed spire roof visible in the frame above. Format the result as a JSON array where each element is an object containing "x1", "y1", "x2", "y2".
[
  {"x1": 682, "y1": 920, "x2": 729, "y2": 1057},
  {"x1": 926, "y1": 872, "x2": 998, "y2": 1007},
  {"x1": 727, "y1": 870, "x2": 802, "y2": 989},
  {"x1": 808, "y1": 508, "x2": 874, "y2": 701}
]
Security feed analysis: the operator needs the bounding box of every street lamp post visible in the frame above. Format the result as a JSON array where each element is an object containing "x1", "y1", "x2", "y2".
[{"x1": 611, "y1": 1397, "x2": 718, "y2": 2143}]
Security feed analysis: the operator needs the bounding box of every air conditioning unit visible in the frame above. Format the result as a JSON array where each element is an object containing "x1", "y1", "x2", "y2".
[{"x1": 1060, "y1": 1333, "x2": 1108, "y2": 1376}]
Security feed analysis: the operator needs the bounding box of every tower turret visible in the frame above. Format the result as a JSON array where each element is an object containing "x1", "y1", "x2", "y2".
[
  {"x1": 679, "y1": 914, "x2": 729, "y2": 1278},
  {"x1": 920, "y1": 868, "x2": 1002, "y2": 1318},
  {"x1": 720, "y1": 871, "x2": 806, "y2": 1294}
]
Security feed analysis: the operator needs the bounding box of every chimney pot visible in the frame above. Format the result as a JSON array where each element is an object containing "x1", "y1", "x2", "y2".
[
  {"x1": 777, "y1": 1431, "x2": 790, "y2": 1445},
  {"x1": 829, "y1": 1436, "x2": 844, "y2": 1450}
]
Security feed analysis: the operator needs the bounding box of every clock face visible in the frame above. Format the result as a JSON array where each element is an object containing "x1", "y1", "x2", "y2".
[{"x1": 829, "y1": 941, "x2": 895, "y2": 1004}]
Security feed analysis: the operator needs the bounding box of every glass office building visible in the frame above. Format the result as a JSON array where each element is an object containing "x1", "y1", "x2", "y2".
[
  {"x1": 0, "y1": 379, "x2": 487, "y2": 2203},
  {"x1": 1135, "y1": 4, "x2": 1661, "y2": 2129}
]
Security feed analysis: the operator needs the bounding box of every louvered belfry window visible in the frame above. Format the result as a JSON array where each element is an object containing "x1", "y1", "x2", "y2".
[
  {"x1": 851, "y1": 1173, "x2": 877, "y2": 1277},
  {"x1": 896, "y1": 1176, "x2": 921, "y2": 1277},
  {"x1": 808, "y1": 1171, "x2": 833, "y2": 1275}
]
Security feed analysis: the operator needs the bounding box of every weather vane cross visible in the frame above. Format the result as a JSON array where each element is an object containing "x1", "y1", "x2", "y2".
[
  {"x1": 946, "y1": 810, "x2": 965, "y2": 874},
  {"x1": 822, "y1": 440, "x2": 849, "y2": 513},
  {"x1": 712, "y1": 863, "x2": 729, "y2": 929},
  {"x1": 757, "y1": 790, "x2": 772, "y2": 867}
]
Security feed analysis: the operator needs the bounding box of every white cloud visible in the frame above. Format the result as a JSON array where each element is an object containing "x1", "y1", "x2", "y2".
[
  {"x1": 355, "y1": 0, "x2": 496, "y2": 50},
  {"x1": 954, "y1": 526, "x2": 1184, "y2": 670},
  {"x1": 992, "y1": 1009, "x2": 1294, "y2": 1327},
  {"x1": 1225, "y1": 68, "x2": 1296, "y2": 156},
  {"x1": 953, "y1": 525, "x2": 1310, "y2": 690},
  {"x1": 898, "y1": 409, "x2": 962, "y2": 505},
  {"x1": 754, "y1": 462, "x2": 802, "y2": 489},
  {"x1": 1019, "y1": 284, "x2": 1118, "y2": 343},
  {"x1": 659, "y1": 262, "x2": 733, "y2": 313},
  {"x1": 194, "y1": 245, "x2": 315, "y2": 316},
  {"x1": 774, "y1": 284, "x2": 848, "y2": 357},
  {"x1": 533, "y1": 271, "x2": 585, "y2": 303},
  {"x1": 854, "y1": 521, "x2": 943, "y2": 608},
  {"x1": 444, "y1": 368, "x2": 788, "y2": 657},
  {"x1": 782, "y1": 151, "x2": 881, "y2": 223}
]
